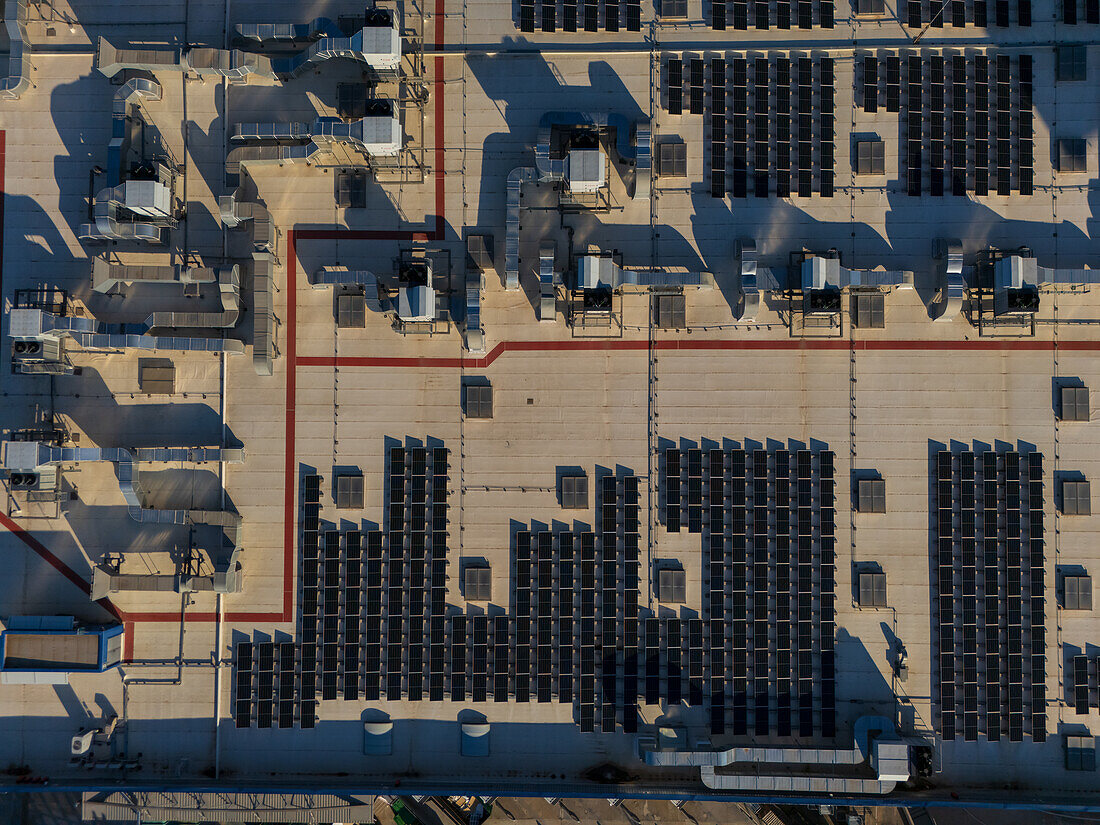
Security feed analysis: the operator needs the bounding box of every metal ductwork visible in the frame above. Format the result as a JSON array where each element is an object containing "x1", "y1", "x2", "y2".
[
  {"x1": 266, "y1": 16, "x2": 402, "y2": 76},
  {"x1": 641, "y1": 716, "x2": 912, "y2": 796},
  {"x1": 575, "y1": 255, "x2": 713, "y2": 292},
  {"x1": 995, "y1": 254, "x2": 1100, "y2": 289},
  {"x1": 6, "y1": 442, "x2": 244, "y2": 591},
  {"x1": 931, "y1": 239, "x2": 965, "y2": 321},
  {"x1": 251, "y1": 252, "x2": 277, "y2": 377},
  {"x1": 3, "y1": 441, "x2": 243, "y2": 522},
  {"x1": 9, "y1": 308, "x2": 245, "y2": 357},
  {"x1": 220, "y1": 184, "x2": 280, "y2": 376},
  {"x1": 235, "y1": 17, "x2": 344, "y2": 43},
  {"x1": 106, "y1": 78, "x2": 162, "y2": 189},
  {"x1": 79, "y1": 183, "x2": 169, "y2": 244},
  {"x1": 78, "y1": 77, "x2": 176, "y2": 244},
  {"x1": 505, "y1": 167, "x2": 537, "y2": 291},
  {"x1": 505, "y1": 112, "x2": 653, "y2": 291},
  {"x1": 232, "y1": 112, "x2": 402, "y2": 158},
  {"x1": 96, "y1": 38, "x2": 275, "y2": 81},
  {"x1": 91, "y1": 554, "x2": 243, "y2": 597},
  {"x1": 144, "y1": 265, "x2": 241, "y2": 331},
  {"x1": 93, "y1": 258, "x2": 240, "y2": 332},
  {"x1": 988, "y1": 253, "x2": 1100, "y2": 317},
  {"x1": 800, "y1": 256, "x2": 914, "y2": 292},
  {"x1": 539, "y1": 244, "x2": 557, "y2": 321},
  {"x1": 92, "y1": 256, "x2": 214, "y2": 293},
  {"x1": 737, "y1": 240, "x2": 760, "y2": 322},
  {"x1": 311, "y1": 267, "x2": 386, "y2": 313},
  {"x1": 465, "y1": 277, "x2": 484, "y2": 353},
  {"x1": 537, "y1": 111, "x2": 652, "y2": 200},
  {"x1": 0, "y1": 0, "x2": 31, "y2": 100}
]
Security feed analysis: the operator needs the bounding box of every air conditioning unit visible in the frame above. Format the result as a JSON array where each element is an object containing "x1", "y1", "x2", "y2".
[
  {"x1": 9, "y1": 472, "x2": 40, "y2": 489},
  {"x1": 12, "y1": 339, "x2": 42, "y2": 356}
]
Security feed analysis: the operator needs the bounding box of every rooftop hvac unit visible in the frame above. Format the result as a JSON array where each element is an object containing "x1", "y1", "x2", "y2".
[
  {"x1": 400, "y1": 259, "x2": 431, "y2": 286},
  {"x1": 1000, "y1": 288, "x2": 1040, "y2": 315},
  {"x1": 71, "y1": 730, "x2": 94, "y2": 756},
  {"x1": 582, "y1": 288, "x2": 613, "y2": 311},
  {"x1": 993, "y1": 255, "x2": 1041, "y2": 316},
  {"x1": 807, "y1": 289, "x2": 842, "y2": 314},
  {"x1": 120, "y1": 180, "x2": 172, "y2": 218},
  {"x1": 365, "y1": 8, "x2": 393, "y2": 26},
  {"x1": 566, "y1": 148, "x2": 606, "y2": 194},
  {"x1": 9, "y1": 472, "x2": 40, "y2": 489},
  {"x1": 12, "y1": 340, "x2": 42, "y2": 356},
  {"x1": 397, "y1": 285, "x2": 436, "y2": 321}
]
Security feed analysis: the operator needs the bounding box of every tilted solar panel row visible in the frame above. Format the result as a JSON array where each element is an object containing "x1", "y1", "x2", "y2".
[
  {"x1": 518, "y1": 0, "x2": 642, "y2": 31},
  {"x1": 674, "y1": 53, "x2": 834, "y2": 199},
  {"x1": 709, "y1": 0, "x2": 833, "y2": 27},
  {"x1": 933, "y1": 448, "x2": 1046, "y2": 743},
  {"x1": 906, "y1": 0, "x2": 1029, "y2": 24},
  {"x1": 252, "y1": 440, "x2": 845, "y2": 739},
  {"x1": 1062, "y1": 0, "x2": 1100, "y2": 21},
  {"x1": 665, "y1": 442, "x2": 836, "y2": 737},
  {"x1": 860, "y1": 52, "x2": 1035, "y2": 196}
]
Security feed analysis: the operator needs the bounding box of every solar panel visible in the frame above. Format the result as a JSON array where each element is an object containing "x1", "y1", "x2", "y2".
[
  {"x1": 584, "y1": 0, "x2": 598, "y2": 30},
  {"x1": 304, "y1": 474, "x2": 321, "y2": 502},
  {"x1": 777, "y1": 0, "x2": 791, "y2": 25},
  {"x1": 732, "y1": 0, "x2": 747, "y2": 27},
  {"x1": 713, "y1": 0, "x2": 727, "y2": 27},
  {"x1": 798, "y1": 0, "x2": 812, "y2": 26},
  {"x1": 667, "y1": 59, "x2": 683, "y2": 116},
  {"x1": 541, "y1": 0, "x2": 557, "y2": 29},
  {"x1": 863, "y1": 55, "x2": 878, "y2": 112},
  {"x1": 563, "y1": 0, "x2": 578, "y2": 29},
  {"x1": 1074, "y1": 655, "x2": 1090, "y2": 714},
  {"x1": 690, "y1": 59, "x2": 705, "y2": 115}
]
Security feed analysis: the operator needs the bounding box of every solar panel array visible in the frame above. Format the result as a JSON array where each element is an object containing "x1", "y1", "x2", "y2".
[
  {"x1": 233, "y1": 639, "x2": 305, "y2": 729},
  {"x1": 1062, "y1": 0, "x2": 1100, "y2": 22},
  {"x1": 708, "y1": 0, "x2": 834, "y2": 28},
  {"x1": 232, "y1": 437, "x2": 847, "y2": 739},
  {"x1": 234, "y1": 449, "x2": 450, "y2": 728},
  {"x1": 933, "y1": 449, "x2": 1047, "y2": 743},
  {"x1": 668, "y1": 53, "x2": 835, "y2": 199},
  {"x1": 663, "y1": 444, "x2": 837, "y2": 737},
  {"x1": 517, "y1": 0, "x2": 642, "y2": 31},
  {"x1": 858, "y1": 51, "x2": 1034, "y2": 196},
  {"x1": 506, "y1": 475, "x2": 644, "y2": 730},
  {"x1": 1070, "y1": 654, "x2": 1100, "y2": 714},
  {"x1": 904, "y1": 0, "x2": 1032, "y2": 26}
]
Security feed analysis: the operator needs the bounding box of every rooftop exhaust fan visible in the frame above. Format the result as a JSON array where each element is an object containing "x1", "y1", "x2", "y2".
[
  {"x1": 808, "y1": 290, "x2": 842, "y2": 313},
  {"x1": 365, "y1": 9, "x2": 393, "y2": 26}
]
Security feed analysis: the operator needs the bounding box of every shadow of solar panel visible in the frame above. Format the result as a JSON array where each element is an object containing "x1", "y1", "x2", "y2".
[{"x1": 255, "y1": 699, "x2": 274, "y2": 729}]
